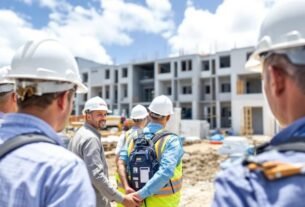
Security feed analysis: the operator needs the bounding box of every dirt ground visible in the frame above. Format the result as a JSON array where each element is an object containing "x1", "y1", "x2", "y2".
[{"x1": 106, "y1": 140, "x2": 225, "y2": 207}]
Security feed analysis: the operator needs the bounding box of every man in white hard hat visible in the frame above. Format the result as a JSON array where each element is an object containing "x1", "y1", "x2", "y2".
[
  {"x1": 115, "y1": 104, "x2": 149, "y2": 161},
  {"x1": 0, "y1": 66, "x2": 17, "y2": 122},
  {"x1": 213, "y1": 0, "x2": 305, "y2": 206},
  {"x1": 69, "y1": 96, "x2": 140, "y2": 207},
  {"x1": 116, "y1": 104, "x2": 149, "y2": 207},
  {"x1": 119, "y1": 95, "x2": 184, "y2": 207},
  {"x1": 0, "y1": 39, "x2": 95, "y2": 206}
]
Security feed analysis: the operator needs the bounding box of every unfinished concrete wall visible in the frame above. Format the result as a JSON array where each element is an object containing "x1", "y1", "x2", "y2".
[
  {"x1": 180, "y1": 120, "x2": 210, "y2": 139},
  {"x1": 231, "y1": 98, "x2": 275, "y2": 136},
  {"x1": 166, "y1": 108, "x2": 181, "y2": 135}
]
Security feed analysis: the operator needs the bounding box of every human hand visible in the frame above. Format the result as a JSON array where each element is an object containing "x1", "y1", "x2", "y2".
[
  {"x1": 125, "y1": 186, "x2": 136, "y2": 194},
  {"x1": 131, "y1": 192, "x2": 142, "y2": 202},
  {"x1": 122, "y1": 193, "x2": 141, "y2": 207}
]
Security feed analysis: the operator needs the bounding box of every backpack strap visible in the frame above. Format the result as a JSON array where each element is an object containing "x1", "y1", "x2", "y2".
[
  {"x1": 255, "y1": 136, "x2": 305, "y2": 154},
  {"x1": 244, "y1": 136, "x2": 305, "y2": 180},
  {"x1": 152, "y1": 130, "x2": 176, "y2": 144},
  {"x1": 273, "y1": 142, "x2": 305, "y2": 153},
  {"x1": 152, "y1": 130, "x2": 176, "y2": 161},
  {"x1": 132, "y1": 128, "x2": 144, "y2": 140},
  {"x1": 152, "y1": 130, "x2": 177, "y2": 194},
  {"x1": 0, "y1": 134, "x2": 56, "y2": 159},
  {"x1": 126, "y1": 129, "x2": 147, "y2": 156}
]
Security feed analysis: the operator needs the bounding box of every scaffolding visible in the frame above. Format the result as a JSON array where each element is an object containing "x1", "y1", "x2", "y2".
[{"x1": 242, "y1": 107, "x2": 253, "y2": 136}]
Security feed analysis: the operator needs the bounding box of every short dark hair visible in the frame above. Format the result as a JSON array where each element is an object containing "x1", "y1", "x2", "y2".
[
  {"x1": 132, "y1": 118, "x2": 145, "y2": 123},
  {"x1": 149, "y1": 111, "x2": 165, "y2": 121},
  {"x1": 0, "y1": 91, "x2": 13, "y2": 104},
  {"x1": 17, "y1": 88, "x2": 75, "y2": 110},
  {"x1": 0, "y1": 91, "x2": 12, "y2": 97}
]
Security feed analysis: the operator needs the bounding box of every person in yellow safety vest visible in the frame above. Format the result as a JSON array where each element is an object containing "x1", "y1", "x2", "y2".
[
  {"x1": 115, "y1": 104, "x2": 149, "y2": 207},
  {"x1": 118, "y1": 95, "x2": 184, "y2": 207}
]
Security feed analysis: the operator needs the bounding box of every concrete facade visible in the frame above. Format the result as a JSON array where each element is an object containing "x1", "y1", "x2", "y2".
[{"x1": 74, "y1": 47, "x2": 276, "y2": 136}]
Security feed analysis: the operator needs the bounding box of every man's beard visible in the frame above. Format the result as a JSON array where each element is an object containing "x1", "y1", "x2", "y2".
[{"x1": 96, "y1": 120, "x2": 106, "y2": 130}]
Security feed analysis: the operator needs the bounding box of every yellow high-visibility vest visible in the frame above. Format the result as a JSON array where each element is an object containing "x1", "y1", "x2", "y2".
[
  {"x1": 126, "y1": 129, "x2": 182, "y2": 207},
  {"x1": 116, "y1": 128, "x2": 140, "y2": 207}
]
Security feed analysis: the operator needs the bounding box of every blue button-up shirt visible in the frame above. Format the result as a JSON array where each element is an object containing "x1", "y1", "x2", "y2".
[
  {"x1": 0, "y1": 113, "x2": 96, "y2": 207},
  {"x1": 120, "y1": 122, "x2": 184, "y2": 199},
  {"x1": 0, "y1": 112, "x2": 4, "y2": 126},
  {"x1": 213, "y1": 116, "x2": 305, "y2": 207}
]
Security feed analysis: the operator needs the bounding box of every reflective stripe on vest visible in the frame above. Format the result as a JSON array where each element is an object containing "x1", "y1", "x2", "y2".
[{"x1": 155, "y1": 176, "x2": 183, "y2": 196}]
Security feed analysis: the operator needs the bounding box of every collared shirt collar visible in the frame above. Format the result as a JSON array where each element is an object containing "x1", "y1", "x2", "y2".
[
  {"x1": 84, "y1": 122, "x2": 101, "y2": 138},
  {"x1": 271, "y1": 116, "x2": 305, "y2": 145},
  {"x1": 143, "y1": 122, "x2": 164, "y2": 134},
  {"x1": 0, "y1": 113, "x2": 64, "y2": 145}
]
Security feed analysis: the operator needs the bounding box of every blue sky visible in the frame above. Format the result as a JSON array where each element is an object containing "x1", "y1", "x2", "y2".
[{"x1": 0, "y1": 0, "x2": 275, "y2": 66}]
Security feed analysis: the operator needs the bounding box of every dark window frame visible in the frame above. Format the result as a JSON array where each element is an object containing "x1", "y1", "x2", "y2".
[{"x1": 219, "y1": 55, "x2": 231, "y2": 68}]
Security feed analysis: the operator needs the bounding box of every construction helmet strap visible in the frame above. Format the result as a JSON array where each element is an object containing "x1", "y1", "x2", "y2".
[
  {"x1": 260, "y1": 46, "x2": 305, "y2": 66},
  {"x1": 16, "y1": 80, "x2": 75, "y2": 99}
]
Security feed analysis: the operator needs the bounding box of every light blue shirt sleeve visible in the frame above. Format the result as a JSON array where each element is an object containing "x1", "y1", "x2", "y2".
[
  {"x1": 46, "y1": 159, "x2": 96, "y2": 207},
  {"x1": 119, "y1": 140, "x2": 129, "y2": 162},
  {"x1": 138, "y1": 135, "x2": 184, "y2": 199}
]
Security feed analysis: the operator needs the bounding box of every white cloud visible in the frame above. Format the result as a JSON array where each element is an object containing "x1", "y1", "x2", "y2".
[
  {"x1": 146, "y1": 0, "x2": 171, "y2": 12},
  {"x1": 17, "y1": 0, "x2": 59, "y2": 9},
  {"x1": 99, "y1": 0, "x2": 174, "y2": 40},
  {"x1": 38, "y1": 0, "x2": 58, "y2": 9},
  {"x1": 0, "y1": 0, "x2": 174, "y2": 66},
  {"x1": 168, "y1": 0, "x2": 278, "y2": 56},
  {"x1": 0, "y1": 10, "x2": 49, "y2": 66}
]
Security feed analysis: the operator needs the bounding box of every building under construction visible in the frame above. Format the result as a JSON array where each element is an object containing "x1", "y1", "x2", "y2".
[{"x1": 73, "y1": 46, "x2": 277, "y2": 137}]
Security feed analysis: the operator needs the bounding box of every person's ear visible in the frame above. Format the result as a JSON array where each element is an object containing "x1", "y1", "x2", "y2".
[
  {"x1": 85, "y1": 112, "x2": 91, "y2": 121},
  {"x1": 267, "y1": 65, "x2": 286, "y2": 97},
  {"x1": 166, "y1": 115, "x2": 171, "y2": 122},
  {"x1": 57, "y1": 91, "x2": 69, "y2": 111},
  {"x1": 12, "y1": 92, "x2": 17, "y2": 102}
]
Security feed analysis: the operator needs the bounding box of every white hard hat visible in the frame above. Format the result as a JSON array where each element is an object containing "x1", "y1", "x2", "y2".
[
  {"x1": 0, "y1": 66, "x2": 14, "y2": 93},
  {"x1": 130, "y1": 104, "x2": 148, "y2": 119},
  {"x1": 9, "y1": 39, "x2": 87, "y2": 94},
  {"x1": 148, "y1": 95, "x2": 173, "y2": 116},
  {"x1": 83, "y1": 96, "x2": 111, "y2": 114},
  {"x1": 246, "y1": 0, "x2": 305, "y2": 71}
]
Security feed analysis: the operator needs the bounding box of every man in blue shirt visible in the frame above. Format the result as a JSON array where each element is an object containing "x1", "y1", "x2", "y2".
[
  {"x1": 119, "y1": 95, "x2": 184, "y2": 207},
  {"x1": 0, "y1": 39, "x2": 95, "y2": 206},
  {"x1": 213, "y1": 0, "x2": 305, "y2": 206}
]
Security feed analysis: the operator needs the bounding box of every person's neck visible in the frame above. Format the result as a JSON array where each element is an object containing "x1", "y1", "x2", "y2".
[
  {"x1": 19, "y1": 107, "x2": 57, "y2": 130},
  {"x1": 0, "y1": 101, "x2": 16, "y2": 113},
  {"x1": 85, "y1": 121, "x2": 100, "y2": 131},
  {"x1": 283, "y1": 90, "x2": 305, "y2": 126},
  {"x1": 134, "y1": 122, "x2": 145, "y2": 129},
  {"x1": 286, "y1": 110, "x2": 305, "y2": 126},
  {"x1": 150, "y1": 120, "x2": 166, "y2": 128},
  {"x1": 0, "y1": 107, "x2": 10, "y2": 113}
]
